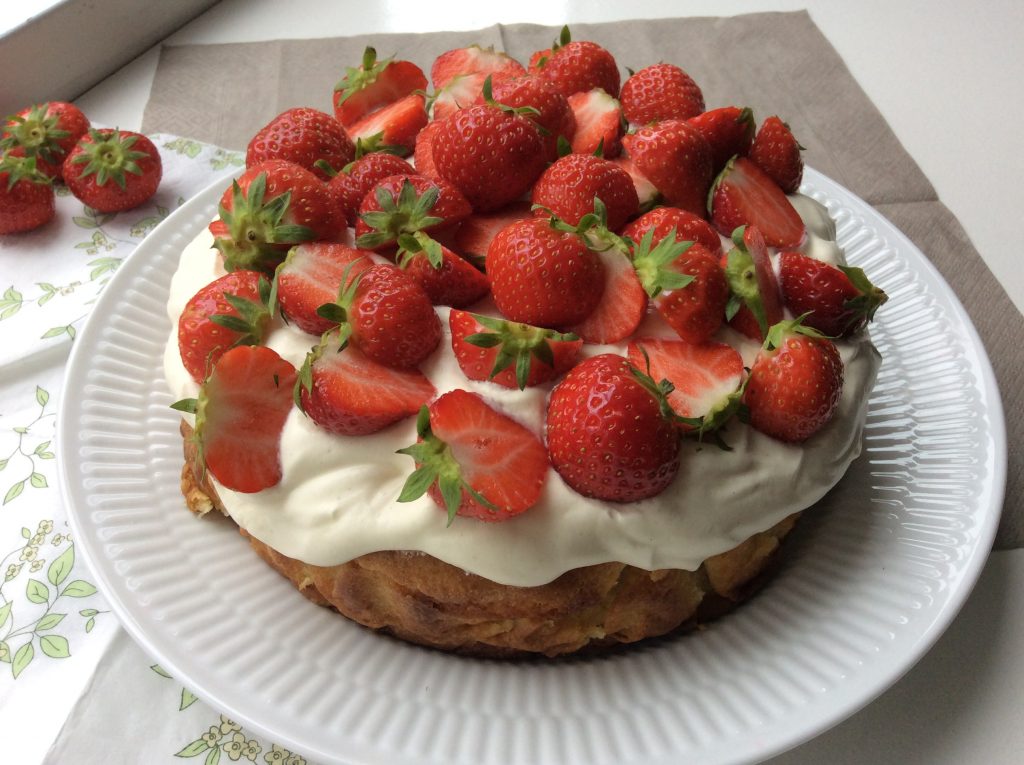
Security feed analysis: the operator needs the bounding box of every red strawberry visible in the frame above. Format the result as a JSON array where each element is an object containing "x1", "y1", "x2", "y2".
[
  {"x1": 610, "y1": 154, "x2": 658, "y2": 210},
  {"x1": 177, "y1": 270, "x2": 272, "y2": 384},
  {"x1": 724, "y1": 225, "x2": 783, "y2": 341},
  {"x1": 622, "y1": 206, "x2": 724, "y2": 255},
  {"x1": 431, "y1": 72, "x2": 492, "y2": 121},
  {"x1": 399, "y1": 243, "x2": 490, "y2": 308},
  {"x1": 489, "y1": 75, "x2": 576, "y2": 160},
  {"x1": 397, "y1": 390, "x2": 548, "y2": 523},
  {"x1": 296, "y1": 330, "x2": 435, "y2": 436},
  {"x1": 529, "y1": 26, "x2": 620, "y2": 98},
  {"x1": 213, "y1": 160, "x2": 344, "y2": 272},
  {"x1": 430, "y1": 45, "x2": 526, "y2": 90},
  {"x1": 709, "y1": 156, "x2": 805, "y2": 247},
  {"x1": 1, "y1": 101, "x2": 89, "y2": 180},
  {"x1": 547, "y1": 353, "x2": 681, "y2": 502},
  {"x1": 687, "y1": 106, "x2": 756, "y2": 174},
  {"x1": 62, "y1": 128, "x2": 162, "y2": 213},
  {"x1": 778, "y1": 251, "x2": 888, "y2": 337},
  {"x1": 632, "y1": 233, "x2": 728, "y2": 344},
  {"x1": 749, "y1": 116, "x2": 804, "y2": 194},
  {"x1": 566, "y1": 247, "x2": 646, "y2": 344},
  {"x1": 450, "y1": 201, "x2": 533, "y2": 262},
  {"x1": 0, "y1": 155, "x2": 55, "y2": 234},
  {"x1": 620, "y1": 63, "x2": 705, "y2": 125},
  {"x1": 354, "y1": 174, "x2": 471, "y2": 253},
  {"x1": 567, "y1": 88, "x2": 623, "y2": 158},
  {"x1": 275, "y1": 242, "x2": 375, "y2": 334},
  {"x1": 486, "y1": 217, "x2": 604, "y2": 328},
  {"x1": 412, "y1": 119, "x2": 443, "y2": 180},
  {"x1": 328, "y1": 149, "x2": 415, "y2": 226},
  {"x1": 531, "y1": 153, "x2": 638, "y2": 232},
  {"x1": 173, "y1": 345, "x2": 297, "y2": 493},
  {"x1": 449, "y1": 309, "x2": 582, "y2": 389},
  {"x1": 346, "y1": 93, "x2": 428, "y2": 156},
  {"x1": 316, "y1": 262, "x2": 441, "y2": 370},
  {"x1": 333, "y1": 47, "x2": 428, "y2": 129},
  {"x1": 627, "y1": 338, "x2": 744, "y2": 430},
  {"x1": 431, "y1": 96, "x2": 547, "y2": 212},
  {"x1": 246, "y1": 107, "x2": 355, "y2": 181},
  {"x1": 622, "y1": 120, "x2": 712, "y2": 218},
  {"x1": 743, "y1": 318, "x2": 844, "y2": 442}
]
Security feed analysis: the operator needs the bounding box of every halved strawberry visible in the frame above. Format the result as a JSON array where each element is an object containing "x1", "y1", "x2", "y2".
[
  {"x1": 431, "y1": 72, "x2": 491, "y2": 121},
  {"x1": 620, "y1": 63, "x2": 705, "y2": 125},
  {"x1": 275, "y1": 242, "x2": 375, "y2": 334},
  {"x1": 399, "y1": 243, "x2": 490, "y2": 308},
  {"x1": 687, "y1": 106, "x2": 756, "y2": 174},
  {"x1": 449, "y1": 309, "x2": 581, "y2": 389},
  {"x1": 566, "y1": 246, "x2": 646, "y2": 343},
  {"x1": 611, "y1": 154, "x2": 659, "y2": 211},
  {"x1": 749, "y1": 116, "x2": 804, "y2": 194},
  {"x1": 709, "y1": 156, "x2": 805, "y2": 247},
  {"x1": 296, "y1": 330, "x2": 435, "y2": 436},
  {"x1": 622, "y1": 119, "x2": 712, "y2": 218},
  {"x1": 173, "y1": 345, "x2": 297, "y2": 493},
  {"x1": 622, "y1": 206, "x2": 723, "y2": 255},
  {"x1": 450, "y1": 201, "x2": 533, "y2": 262},
  {"x1": 779, "y1": 251, "x2": 888, "y2": 337},
  {"x1": 431, "y1": 45, "x2": 526, "y2": 90},
  {"x1": 412, "y1": 119, "x2": 443, "y2": 180},
  {"x1": 724, "y1": 225, "x2": 783, "y2": 341},
  {"x1": 178, "y1": 270, "x2": 273, "y2": 384},
  {"x1": 567, "y1": 88, "x2": 623, "y2": 158},
  {"x1": 398, "y1": 390, "x2": 548, "y2": 523},
  {"x1": 627, "y1": 338, "x2": 744, "y2": 433},
  {"x1": 333, "y1": 47, "x2": 428, "y2": 129},
  {"x1": 347, "y1": 93, "x2": 428, "y2": 156}
]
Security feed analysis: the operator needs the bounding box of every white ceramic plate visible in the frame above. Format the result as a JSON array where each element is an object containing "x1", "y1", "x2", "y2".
[{"x1": 58, "y1": 169, "x2": 1006, "y2": 765}]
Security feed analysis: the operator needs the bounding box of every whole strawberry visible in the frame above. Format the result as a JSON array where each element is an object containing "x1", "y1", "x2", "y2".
[
  {"x1": 488, "y1": 74, "x2": 576, "y2": 160},
  {"x1": 246, "y1": 107, "x2": 355, "y2": 181},
  {"x1": 529, "y1": 26, "x2": 620, "y2": 98},
  {"x1": 63, "y1": 128, "x2": 162, "y2": 213},
  {"x1": 0, "y1": 155, "x2": 55, "y2": 234},
  {"x1": 531, "y1": 152, "x2": 638, "y2": 232},
  {"x1": 328, "y1": 148, "x2": 414, "y2": 226},
  {"x1": 547, "y1": 353, "x2": 681, "y2": 502},
  {"x1": 743, "y1": 318, "x2": 844, "y2": 443},
  {"x1": 621, "y1": 206, "x2": 723, "y2": 255},
  {"x1": 779, "y1": 251, "x2": 888, "y2": 337},
  {"x1": 622, "y1": 120, "x2": 712, "y2": 217},
  {"x1": 1, "y1": 101, "x2": 90, "y2": 180},
  {"x1": 749, "y1": 116, "x2": 804, "y2": 194},
  {"x1": 620, "y1": 63, "x2": 705, "y2": 125},
  {"x1": 354, "y1": 174, "x2": 471, "y2": 251}
]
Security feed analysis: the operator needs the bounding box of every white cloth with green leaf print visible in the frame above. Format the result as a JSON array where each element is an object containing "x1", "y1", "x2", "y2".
[{"x1": 0, "y1": 134, "x2": 315, "y2": 764}]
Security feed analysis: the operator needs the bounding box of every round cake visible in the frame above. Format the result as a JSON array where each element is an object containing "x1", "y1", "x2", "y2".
[{"x1": 164, "y1": 33, "x2": 885, "y2": 657}]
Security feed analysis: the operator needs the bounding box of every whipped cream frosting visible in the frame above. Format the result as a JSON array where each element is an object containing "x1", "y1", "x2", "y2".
[{"x1": 164, "y1": 196, "x2": 880, "y2": 587}]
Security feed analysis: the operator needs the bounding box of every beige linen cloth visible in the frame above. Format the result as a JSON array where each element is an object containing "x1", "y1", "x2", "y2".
[{"x1": 141, "y1": 11, "x2": 1022, "y2": 548}]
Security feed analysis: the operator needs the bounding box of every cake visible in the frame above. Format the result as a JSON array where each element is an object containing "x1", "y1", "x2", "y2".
[{"x1": 165, "y1": 31, "x2": 885, "y2": 657}]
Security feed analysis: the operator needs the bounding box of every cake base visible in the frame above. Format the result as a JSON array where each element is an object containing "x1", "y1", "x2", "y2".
[{"x1": 180, "y1": 421, "x2": 797, "y2": 658}]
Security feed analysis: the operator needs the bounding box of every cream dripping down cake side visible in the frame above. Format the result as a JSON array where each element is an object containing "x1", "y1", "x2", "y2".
[{"x1": 165, "y1": 28, "x2": 887, "y2": 657}]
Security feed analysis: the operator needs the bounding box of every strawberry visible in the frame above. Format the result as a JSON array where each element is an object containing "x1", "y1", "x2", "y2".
[
  {"x1": 346, "y1": 93, "x2": 428, "y2": 156},
  {"x1": 486, "y1": 216, "x2": 604, "y2": 328},
  {"x1": 531, "y1": 152, "x2": 638, "y2": 232},
  {"x1": 333, "y1": 47, "x2": 428, "y2": 129},
  {"x1": 489, "y1": 75, "x2": 576, "y2": 160},
  {"x1": 354, "y1": 174, "x2": 471, "y2": 252},
  {"x1": 296, "y1": 330, "x2": 435, "y2": 436},
  {"x1": 448, "y1": 309, "x2": 581, "y2": 389},
  {"x1": 412, "y1": 119, "x2": 443, "y2": 180},
  {"x1": 177, "y1": 270, "x2": 273, "y2": 384},
  {"x1": 778, "y1": 251, "x2": 888, "y2": 337},
  {"x1": 431, "y1": 85, "x2": 547, "y2": 212},
  {"x1": 546, "y1": 353, "x2": 681, "y2": 502},
  {"x1": 621, "y1": 206, "x2": 723, "y2": 255},
  {"x1": 610, "y1": 154, "x2": 658, "y2": 210},
  {"x1": 1, "y1": 101, "x2": 89, "y2": 180},
  {"x1": 212, "y1": 160, "x2": 343, "y2": 272},
  {"x1": 529, "y1": 26, "x2": 620, "y2": 98},
  {"x1": 687, "y1": 106, "x2": 756, "y2": 174},
  {"x1": 631, "y1": 232, "x2": 728, "y2": 344},
  {"x1": 450, "y1": 201, "x2": 533, "y2": 263},
  {"x1": 622, "y1": 120, "x2": 712, "y2": 218},
  {"x1": 724, "y1": 225, "x2": 783, "y2": 341},
  {"x1": 709, "y1": 156, "x2": 805, "y2": 247},
  {"x1": 327, "y1": 148, "x2": 414, "y2": 226},
  {"x1": 749, "y1": 116, "x2": 804, "y2": 194},
  {"x1": 566, "y1": 244, "x2": 646, "y2": 344},
  {"x1": 274, "y1": 242, "x2": 375, "y2": 334},
  {"x1": 0, "y1": 155, "x2": 55, "y2": 234},
  {"x1": 399, "y1": 243, "x2": 490, "y2": 308},
  {"x1": 620, "y1": 63, "x2": 705, "y2": 125},
  {"x1": 172, "y1": 345, "x2": 297, "y2": 493},
  {"x1": 567, "y1": 88, "x2": 623, "y2": 158},
  {"x1": 627, "y1": 338, "x2": 744, "y2": 432},
  {"x1": 315, "y1": 262, "x2": 441, "y2": 370},
  {"x1": 431, "y1": 72, "x2": 492, "y2": 122},
  {"x1": 430, "y1": 45, "x2": 525, "y2": 90},
  {"x1": 246, "y1": 107, "x2": 355, "y2": 181},
  {"x1": 742, "y1": 318, "x2": 844, "y2": 443},
  {"x1": 397, "y1": 390, "x2": 548, "y2": 523},
  {"x1": 62, "y1": 128, "x2": 162, "y2": 213}
]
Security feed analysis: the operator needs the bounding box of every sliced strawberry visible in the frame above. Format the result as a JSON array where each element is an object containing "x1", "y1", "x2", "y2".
[
  {"x1": 779, "y1": 251, "x2": 888, "y2": 337},
  {"x1": 567, "y1": 88, "x2": 623, "y2": 158},
  {"x1": 174, "y1": 345, "x2": 297, "y2": 493},
  {"x1": 449, "y1": 309, "x2": 581, "y2": 389},
  {"x1": 530, "y1": 153, "x2": 638, "y2": 232},
  {"x1": 709, "y1": 156, "x2": 805, "y2": 247},
  {"x1": 347, "y1": 93, "x2": 428, "y2": 156},
  {"x1": 627, "y1": 338, "x2": 744, "y2": 431},
  {"x1": 431, "y1": 72, "x2": 490, "y2": 121},
  {"x1": 611, "y1": 154, "x2": 659, "y2": 211},
  {"x1": 622, "y1": 206, "x2": 723, "y2": 255},
  {"x1": 398, "y1": 391, "x2": 548, "y2": 523},
  {"x1": 333, "y1": 47, "x2": 428, "y2": 128},
  {"x1": 687, "y1": 106, "x2": 756, "y2": 175},
  {"x1": 749, "y1": 116, "x2": 804, "y2": 194},
  {"x1": 296, "y1": 331, "x2": 435, "y2": 436},
  {"x1": 399, "y1": 243, "x2": 490, "y2": 308},
  {"x1": 724, "y1": 225, "x2": 783, "y2": 341},
  {"x1": 450, "y1": 201, "x2": 533, "y2": 262},
  {"x1": 566, "y1": 248, "x2": 646, "y2": 343},
  {"x1": 431, "y1": 45, "x2": 526, "y2": 90},
  {"x1": 275, "y1": 242, "x2": 375, "y2": 334},
  {"x1": 620, "y1": 63, "x2": 705, "y2": 125},
  {"x1": 412, "y1": 119, "x2": 443, "y2": 180},
  {"x1": 622, "y1": 119, "x2": 712, "y2": 218}
]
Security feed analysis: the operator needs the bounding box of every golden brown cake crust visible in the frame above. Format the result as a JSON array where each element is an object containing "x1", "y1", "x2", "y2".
[{"x1": 179, "y1": 420, "x2": 797, "y2": 657}]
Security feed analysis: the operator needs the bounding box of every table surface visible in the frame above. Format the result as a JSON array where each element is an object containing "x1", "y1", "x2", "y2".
[{"x1": 56, "y1": 0, "x2": 1024, "y2": 762}]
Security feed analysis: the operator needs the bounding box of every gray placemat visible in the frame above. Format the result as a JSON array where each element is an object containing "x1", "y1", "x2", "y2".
[{"x1": 141, "y1": 11, "x2": 1022, "y2": 547}]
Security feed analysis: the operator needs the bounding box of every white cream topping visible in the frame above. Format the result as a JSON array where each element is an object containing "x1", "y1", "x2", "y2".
[{"x1": 165, "y1": 198, "x2": 880, "y2": 586}]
